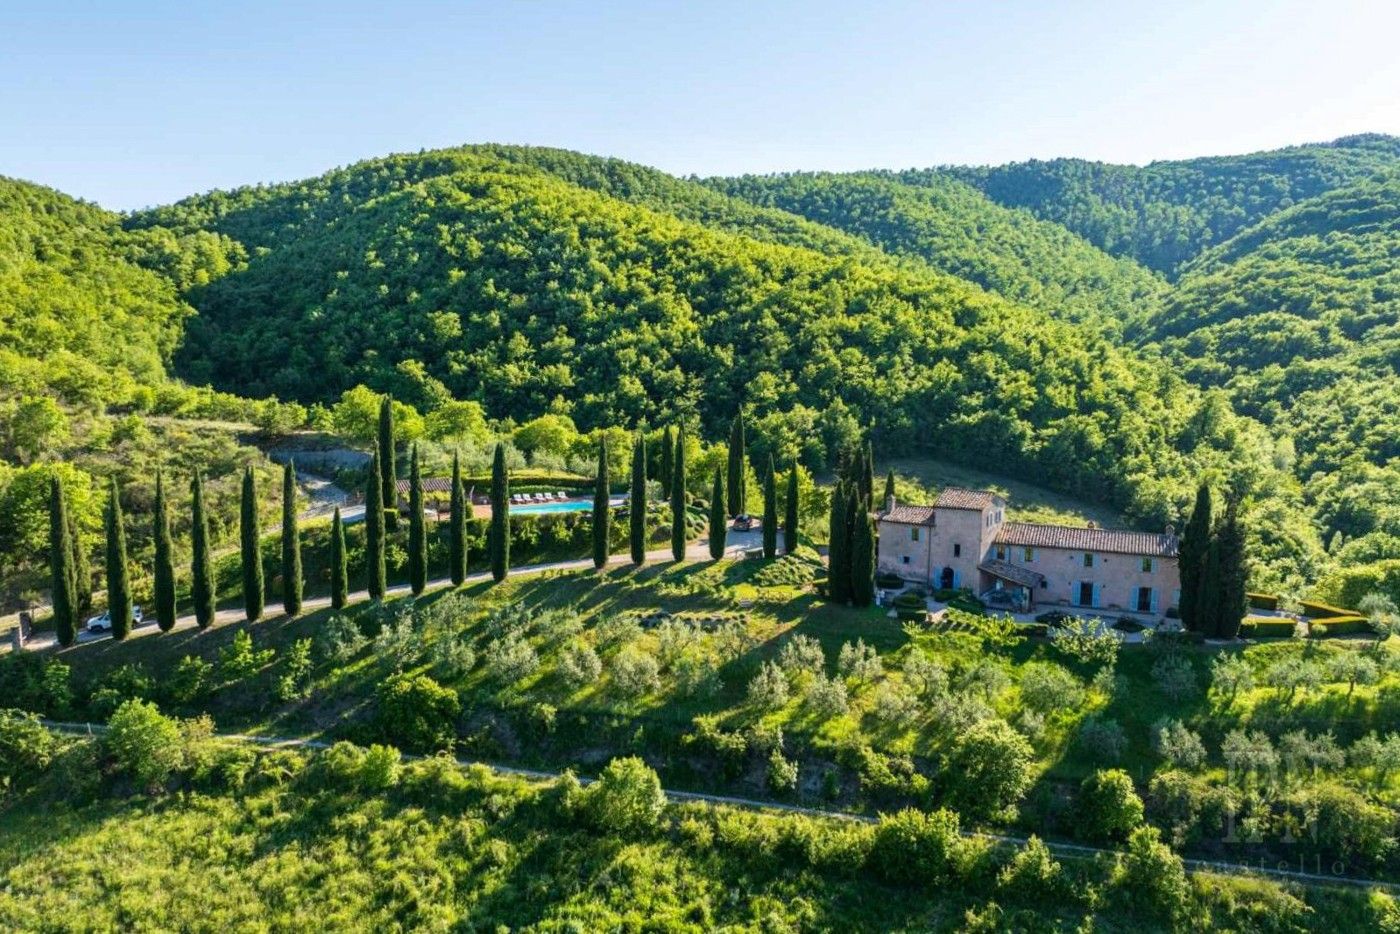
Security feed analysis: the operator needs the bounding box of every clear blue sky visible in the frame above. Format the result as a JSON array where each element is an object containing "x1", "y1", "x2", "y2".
[{"x1": 4, "y1": 0, "x2": 1398, "y2": 210}]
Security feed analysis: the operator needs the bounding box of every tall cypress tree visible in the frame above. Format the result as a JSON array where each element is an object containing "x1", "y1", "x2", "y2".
[
  {"x1": 1197, "y1": 536, "x2": 1223, "y2": 639},
  {"x1": 105, "y1": 479, "x2": 132, "y2": 639},
  {"x1": 68, "y1": 507, "x2": 91, "y2": 618},
  {"x1": 658, "y1": 426, "x2": 674, "y2": 499},
  {"x1": 48, "y1": 477, "x2": 78, "y2": 647},
  {"x1": 861, "y1": 440, "x2": 875, "y2": 502},
  {"x1": 1217, "y1": 497, "x2": 1248, "y2": 640},
  {"x1": 490, "y1": 442, "x2": 509, "y2": 582},
  {"x1": 1178, "y1": 484, "x2": 1212, "y2": 632},
  {"x1": 727, "y1": 412, "x2": 747, "y2": 516},
  {"x1": 629, "y1": 432, "x2": 647, "y2": 565},
  {"x1": 592, "y1": 436, "x2": 610, "y2": 569},
  {"x1": 281, "y1": 460, "x2": 303, "y2": 616},
  {"x1": 849, "y1": 492, "x2": 875, "y2": 607},
  {"x1": 152, "y1": 468, "x2": 176, "y2": 632},
  {"x1": 408, "y1": 444, "x2": 427, "y2": 595},
  {"x1": 240, "y1": 467, "x2": 263, "y2": 621},
  {"x1": 449, "y1": 451, "x2": 467, "y2": 585},
  {"x1": 827, "y1": 481, "x2": 851, "y2": 604},
  {"x1": 191, "y1": 472, "x2": 216, "y2": 629},
  {"x1": 884, "y1": 469, "x2": 896, "y2": 506},
  {"x1": 330, "y1": 506, "x2": 348, "y2": 610},
  {"x1": 670, "y1": 428, "x2": 688, "y2": 562},
  {"x1": 761, "y1": 454, "x2": 777, "y2": 559},
  {"x1": 709, "y1": 467, "x2": 727, "y2": 559},
  {"x1": 378, "y1": 395, "x2": 398, "y2": 531},
  {"x1": 366, "y1": 452, "x2": 387, "y2": 599},
  {"x1": 783, "y1": 465, "x2": 799, "y2": 555}
]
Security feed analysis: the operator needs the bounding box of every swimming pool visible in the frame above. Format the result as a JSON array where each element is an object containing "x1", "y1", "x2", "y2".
[{"x1": 513, "y1": 497, "x2": 624, "y2": 515}]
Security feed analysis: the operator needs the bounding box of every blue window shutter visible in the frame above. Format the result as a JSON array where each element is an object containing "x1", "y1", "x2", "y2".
[
  {"x1": 1150, "y1": 589, "x2": 1159, "y2": 612},
  {"x1": 1093, "y1": 583, "x2": 1101, "y2": 608}
]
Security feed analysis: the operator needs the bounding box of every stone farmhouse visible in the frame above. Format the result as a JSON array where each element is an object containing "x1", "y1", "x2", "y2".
[{"x1": 876, "y1": 488, "x2": 1180, "y2": 616}]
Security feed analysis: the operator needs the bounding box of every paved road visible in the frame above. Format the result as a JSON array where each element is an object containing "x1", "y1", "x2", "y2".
[
  {"x1": 38, "y1": 720, "x2": 1395, "y2": 895},
  {"x1": 22, "y1": 530, "x2": 766, "y2": 653}
]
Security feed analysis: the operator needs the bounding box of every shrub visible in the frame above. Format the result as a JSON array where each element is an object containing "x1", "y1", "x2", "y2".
[
  {"x1": 837, "y1": 639, "x2": 882, "y2": 683},
  {"x1": 1117, "y1": 826, "x2": 1190, "y2": 922},
  {"x1": 1077, "y1": 716, "x2": 1127, "y2": 762},
  {"x1": 374, "y1": 673, "x2": 460, "y2": 752},
  {"x1": 557, "y1": 641, "x2": 602, "y2": 689},
  {"x1": 483, "y1": 635, "x2": 540, "y2": 687},
  {"x1": 997, "y1": 835, "x2": 1064, "y2": 903},
  {"x1": 673, "y1": 651, "x2": 722, "y2": 699},
  {"x1": 686, "y1": 715, "x2": 748, "y2": 777},
  {"x1": 164, "y1": 655, "x2": 214, "y2": 705},
  {"x1": 1078, "y1": 769, "x2": 1144, "y2": 842},
  {"x1": 359, "y1": 744, "x2": 402, "y2": 790},
  {"x1": 105, "y1": 699, "x2": 183, "y2": 789},
  {"x1": 867, "y1": 682, "x2": 918, "y2": 730},
  {"x1": 767, "y1": 748, "x2": 798, "y2": 793},
  {"x1": 0, "y1": 709, "x2": 57, "y2": 793},
  {"x1": 1147, "y1": 768, "x2": 1237, "y2": 848},
  {"x1": 595, "y1": 613, "x2": 641, "y2": 649},
  {"x1": 610, "y1": 645, "x2": 661, "y2": 697},
  {"x1": 1150, "y1": 654, "x2": 1198, "y2": 701},
  {"x1": 584, "y1": 756, "x2": 666, "y2": 835},
  {"x1": 1017, "y1": 662, "x2": 1083, "y2": 713},
  {"x1": 947, "y1": 719, "x2": 1035, "y2": 820},
  {"x1": 275, "y1": 638, "x2": 314, "y2": 702},
  {"x1": 777, "y1": 634, "x2": 826, "y2": 679},
  {"x1": 654, "y1": 619, "x2": 698, "y2": 669},
  {"x1": 315, "y1": 613, "x2": 368, "y2": 664},
  {"x1": 747, "y1": 661, "x2": 790, "y2": 710},
  {"x1": 1240, "y1": 617, "x2": 1299, "y2": 638},
  {"x1": 902, "y1": 651, "x2": 948, "y2": 700},
  {"x1": 219, "y1": 629, "x2": 274, "y2": 682},
  {"x1": 868, "y1": 808, "x2": 967, "y2": 886},
  {"x1": 320, "y1": 740, "x2": 402, "y2": 791},
  {"x1": 1153, "y1": 719, "x2": 1206, "y2": 769},
  {"x1": 89, "y1": 663, "x2": 155, "y2": 719},
  {"x1": 804, "y1": 674, "x2": 849, "y2": 720},
  {"x1": 0, "y1": 654, "x2": 72, "y2": 717},
  {"x1": 430, "y1": 635, "x2": 477, "y2": 680}
]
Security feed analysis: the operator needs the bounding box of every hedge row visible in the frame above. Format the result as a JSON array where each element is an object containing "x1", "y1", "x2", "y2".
[{"x1": 1239, "y1": 617, "x2": 1297, "y2": 638}]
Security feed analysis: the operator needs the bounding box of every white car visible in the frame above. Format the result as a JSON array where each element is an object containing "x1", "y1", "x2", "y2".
[{"x1": 85, "y1": 606, "x2": 144, "y2": 633}]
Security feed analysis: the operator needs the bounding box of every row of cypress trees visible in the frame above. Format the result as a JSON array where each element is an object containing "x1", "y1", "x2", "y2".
[
  {"x1": 825, "y1": 444, "x2": 877, "y2": 607},
  {"x1": 1178, "y1": 484, "x2": 1249, "y2": 639}
]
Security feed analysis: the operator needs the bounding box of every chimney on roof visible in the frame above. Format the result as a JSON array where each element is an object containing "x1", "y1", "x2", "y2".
[
  {"x1": 1086, "y1": 521, "x2": 1097, "y2": 529},
  {"x1": 1165, "y1": 523, "x2": 1176, "y2": 536},
  {"x1": 885, "y1": 494, "x2": 895, "y2": 514}
]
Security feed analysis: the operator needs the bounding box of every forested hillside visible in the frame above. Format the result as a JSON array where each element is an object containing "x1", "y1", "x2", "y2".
[
  {"x1": 131, "y1": 149, "x2": 1313, "y2": 568},
  {"x1": 940, "y1": 134, "x2": 1400, "y2": 275},
  {"x1": 707, "y1": 170, "x2": 1166, "y2": 332}
]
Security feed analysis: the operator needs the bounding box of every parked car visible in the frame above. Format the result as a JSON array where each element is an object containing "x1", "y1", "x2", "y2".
[
  {"x1": 732, "y1": 514, "x2": 755, "y2": 531},
  {"x1": 85, "y1": 606, "x2": 145, "y2": 633}
]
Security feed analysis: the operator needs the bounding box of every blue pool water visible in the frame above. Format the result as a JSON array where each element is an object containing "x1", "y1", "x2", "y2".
[{"x1": 513, "y1": 497, "x2": 623, "y2": 515}]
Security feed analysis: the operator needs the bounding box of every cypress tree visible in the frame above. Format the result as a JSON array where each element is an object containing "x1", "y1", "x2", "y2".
[
  {"x1": 1217, "y1": 497, "x2": 1248, "y2": 640},
  {"x1": 1197, "y1": 536, "x2": 1223, "y2": 639},
  {"x1": 827, "y1": 481, "x2": 851, "y2": 604},
  {"x1": 1178, "y1": 484, "x2": 1212, "y2": 632},
  {"x1": 671, "y1": 428, "x2": 688, "y2": 562},
  {"x1": 330, "y1": 506, "x2": 348, "y2": 610},
  {"x1": 449, "y1": 451, "x2": 467, "y2": 585},
  {"x1": 378, "y1": 395, "x2": 398, "y2": 531},
  {"x1": 849, "y1": 491, "x2": 875, "y2": 608},
  {"x1": 68, "y1": 507, "x2": 91, "y2": 617},
  {"x1": 240, "y1": 467, "x2": 263, "y2": 621},
  {"x1": 861, "y1": 439, "x2": 875, "y2": 502},
  {"x1": 783, "y1": 465, "x2": 799, "y2": 555},
  {"x1": 884, "y1": 469, "x2": 896, "y2": 506},
  {"x1": 281, "y1": 460, "x2": 303, "y2": 616},
  {"x1": 709, "y1": 467, "x2": 727, "y2": 559},
  {"x1": 727, "y1": 412, "x2": 747, "y2": 516},
  {"x1": 490, "y1": 442, "x2": 509, "y2": 582},
  {"x1": 105, "y1": 479, "x2": 132, "y2": 640},
  {"x1": 152, "y1": 468, "x2": 177, "y2": 632},
  {"x1": 659, "y1": 426, "x2": 674, "y2": 499},
  {"x1": 191, "y1": 472, "x2": 216, "y2": 629},
  {"x1": 592, "y1": 436, "x2": 610, "y2": 569},
  {"x1": 48, "y1": 477, "x2": 78, "y2": 647},
  {"x1": 761, "y1": 454, "x2": 777, "y2": 559},
  {"x1": 366, "y1": 452, "x2": 387, "y2": 599},
  {"x1": 408, "y1": 444, "x2": 426, "y2": 595},
  {"x1": 630, "y1": 432, "x2": 647, "y2": 565}
]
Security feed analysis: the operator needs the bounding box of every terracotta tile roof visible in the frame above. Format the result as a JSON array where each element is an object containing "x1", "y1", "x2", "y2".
[
  {"x1": 394, "y1": 478, "x2": 454, "y2": 495},
  {"x1": 978, "y1": 559, "x2": 1045, "y2": 589},
  {"x1": 878, "y1": 504, "x2": 938, "y2": 526},
  {"x1": 935, "y1": 487, "x2": 1001, "y2": 511},
  {"x1": 996, "y1": 522, "x2": 1178, "y2": 558}
]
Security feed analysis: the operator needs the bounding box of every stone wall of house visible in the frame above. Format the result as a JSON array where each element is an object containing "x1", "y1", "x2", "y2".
[{"x1": 990, "y1": 542, "x2": 1180, "y2": 612}]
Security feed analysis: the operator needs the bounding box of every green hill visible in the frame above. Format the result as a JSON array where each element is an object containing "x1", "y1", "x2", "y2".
[
  {"x1": 939, "y1": 134, "x2": 1400, "y2": 275},
  {"x1": 706, "y1": 170, "x2": 1167, "y2": 333},
  {"x1": 130, "y1": 148, "x2": 1304, "y2": 548},
  {"x1": 1142, "y1": 173, "x2": 1400, "y2": 556}
]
